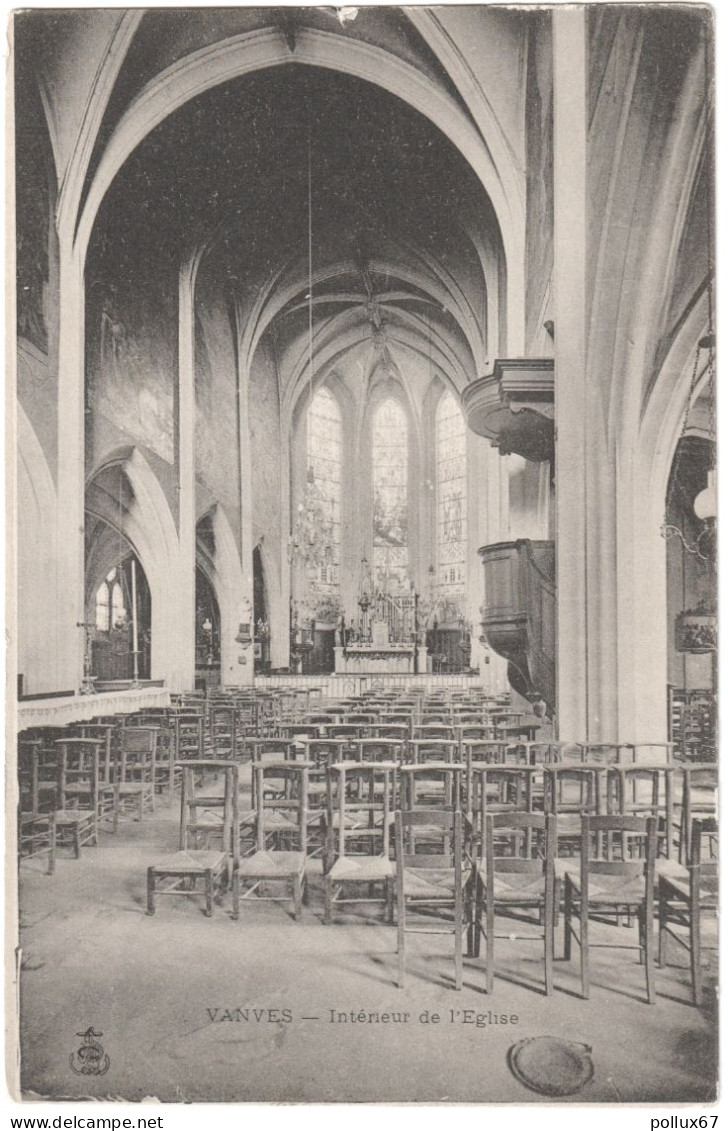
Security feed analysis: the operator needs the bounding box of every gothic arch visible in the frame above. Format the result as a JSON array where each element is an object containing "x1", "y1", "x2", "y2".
[
  {"x1": 75, "y1": 27, "x2": 524, "y2": 347},
  {"x1": 85, "y1": 446, "x2": 183, "y2": 687}
]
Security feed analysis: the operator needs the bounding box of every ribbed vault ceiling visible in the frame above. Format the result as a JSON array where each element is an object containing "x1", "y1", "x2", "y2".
[{"x1": 88, "y1": 63, "x2": 502, "y2": 402}]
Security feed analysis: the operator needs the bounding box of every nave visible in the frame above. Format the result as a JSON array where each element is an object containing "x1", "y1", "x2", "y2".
[{"x1": 18, "y1": 683, "x2": 717, "y2": 1102}]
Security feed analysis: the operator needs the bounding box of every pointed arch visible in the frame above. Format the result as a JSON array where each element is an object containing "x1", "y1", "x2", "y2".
[
  {"x1": 196, "y1": 504, "x2": 250, "y2": 686},
  {"x1": 85, "y1": 446, "x2": 186, "y2": 688}
]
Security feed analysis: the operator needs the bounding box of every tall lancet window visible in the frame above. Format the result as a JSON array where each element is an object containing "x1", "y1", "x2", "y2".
[
  {"x1": 436, "y1": 391, "x2": 467, "y2": 596},
  {"x1": 306, "y1": 387, "x2": 341, "y2": 591},
  {"x1": 372, "y1": 399, "x2": 409, "y2": 591}
]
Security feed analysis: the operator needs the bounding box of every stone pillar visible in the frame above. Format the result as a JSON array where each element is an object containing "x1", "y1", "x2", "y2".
[
  {"x1": 176, "y1": 262, "x2": 199, "y2": 692},
  {"x1": 55, "y1": 240, "x2": 86, "y2": 693},
  {"x1": 553, "y1": 6, "x2": 589, "y2": 740},
  {"x1": 236, "y1": 359, "x2": 258, "y2": 682}
]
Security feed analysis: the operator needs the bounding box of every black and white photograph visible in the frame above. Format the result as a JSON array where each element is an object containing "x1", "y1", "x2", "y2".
[{"x1": 8, "y1": 1, "x2": 718, "y2": 1105}]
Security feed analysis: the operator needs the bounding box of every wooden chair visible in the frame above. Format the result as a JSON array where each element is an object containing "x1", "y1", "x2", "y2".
[
  {"x1": 134, "y1": 715, "x2": 179, "y2": 799},
  {"x1": 147, "y1": 761, "x2": 238, "y2": 916},
  {"x1": 169, "y1": 710, "x2": 205, "y2": 763},
  {"x1": 113, "y1": 727, "x2": 157, "y2": 832},
  {"x1": 233, "y1": 761, "x2": 311, "y2": 920},
  {"x1": 658, "y1": 817, "x2": 718, "y2": 1005},
  {"x1": 472, "y1": 812, "x2": 556, "y2": 994},
  {"x1": 18, "y1": 738, "x2": 56, "y2": 874},
  {"x1": 607, "y1": 764, "x2": 675, "y2": 860},
  {"x1": 76, "y1": 723, "x2": 116, "y2": 800},
  {"x1": 18, "y1": 737, "x2": 57, "y2": 816},
  {"x1": 208, "y1": 704, "x2": 238, "y2": 759},
  {"x1": 323, "y1": 761, "x2": 396, "y2": 923},
  {"x1": 53, "y1": 738, "x2": 102, "y2": 860},
  {"x1": 678, "y1": 764, "x2": 717, "y2": 864},
  {"x1": 394, "y1": 809, "x2": 468, "y2": 990},
  {"x1": 563, "y1": 815, "x2": 657, "y2": 1002}
]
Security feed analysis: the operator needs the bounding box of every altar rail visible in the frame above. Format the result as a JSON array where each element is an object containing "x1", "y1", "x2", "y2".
[
  {"x1": 16, "y1": 687, "x2": 171, "y2": 732},
  {"x1": 254, "y1": 673, "x2": 483, "y2": 698}
]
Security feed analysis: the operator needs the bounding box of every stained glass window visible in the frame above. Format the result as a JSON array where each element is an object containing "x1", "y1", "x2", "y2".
[
  {"x1": 306, "y1": 387, "x2": 341, "y2": 591},
  {"x1": 372, "y1": 399, "x2": 409, "y2": 591},
  {"x1": 436, "y1": 391, "x2": 467, "y2": 594}
]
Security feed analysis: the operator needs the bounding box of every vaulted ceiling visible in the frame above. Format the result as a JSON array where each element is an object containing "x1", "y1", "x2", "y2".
[{"x1": 86, "y1": 62, "x2": 503, "y2": 404}]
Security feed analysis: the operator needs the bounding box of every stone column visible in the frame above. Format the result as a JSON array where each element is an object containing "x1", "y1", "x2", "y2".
[
  {"x1": 55, "y1": 240, "x2": 86, "y2": 693},
  {"x1": 553, "y1": 6, "x2": 589, "y2": 740},
  {"x1": 176, "y1": 261, "x2": 199, "y2": 692}
]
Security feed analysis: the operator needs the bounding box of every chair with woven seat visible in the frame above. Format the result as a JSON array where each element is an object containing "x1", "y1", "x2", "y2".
[
  {"x1": 75, "y1": 723, "x2": 116, "y2": 808},
  {"x1": 113, "y1": 727, "x2": 157, "y2": 832},
  {"x1": 563, "y1": 815, "x2": 657, "y2": 1002},
  {"x1": 146, "y1": 761, "x2": 238, "y2": 916},
  {"x1": 18, "y1": 738, "x2": 56, "y2": 874},
  {"x1": 52, "y1": 738, "x2": 103, "y2": 861},
  {"x1": 658, "y1": 817, "x2": 718, "y2": 1005},
  {"x1": 323, "y1": 761, "x2": 397, "y2": 923},
  {"x1": 394, "y1": 808, "x2": 468, "y2": 990},
  {"x1": 138, "y1": 715, "x2": 180, "y2": 799},
  {"x1": 232, "y1": 761, "x2": 311, "y2": 920},
  {"x1": 19, "y1": 737, "x2": 57, "y2": 817},
  {"x1": 472, "y1": 812, "x2": 556, "y2": 994}
]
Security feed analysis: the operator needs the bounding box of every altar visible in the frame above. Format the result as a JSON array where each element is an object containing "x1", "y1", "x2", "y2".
[{"x1": 334, "y1": 643, "x2": 428, "y2": 674}]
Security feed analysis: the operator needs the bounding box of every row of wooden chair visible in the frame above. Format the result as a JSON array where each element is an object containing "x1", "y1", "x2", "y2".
[{"x1": 143, "y1": 755, "x2": 716, "y2": 1005}]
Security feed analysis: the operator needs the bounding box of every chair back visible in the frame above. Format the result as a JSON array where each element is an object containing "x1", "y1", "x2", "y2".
[
  {"x1": 485, "y1": 811, "x2": 556, "y2": 881},
  {"x1": 254, "y1": 761, "x2": 312, "y2": 854},
  {"x1": 544, "y1": 764, "x2": 601, "y2": 816},
  {"x1": 179, "y1": 760, "x2": 239, "y2": 862},
  {"x1": 328, "y1": 761, "x2": 397, "y2": 859},
  {"x1": 407, "y1": 738, "x2": 458, "y2": 765},
  {"x1": 369, "y1": 724, "x2": 410, "y2": 741},
  {"x1": 579, "y1": 742, "x2": 633, "y2": 766},
  {"x1": 55, "y1": 738, "x2": 102, "y2": 808},
  {"x1": 412, "y1": 724, "x2": 454, "y2": 741},
  {"x1": 115, "y1": 727, "x2": 157, "y2": 788},
  {"x1": 689, "y1": 817, "x2": 718, "y2": 906},
  {"x1": 395, "y1": 808, "x2": 463, "y2": 873},
  {"x1": 324, "y1": 724, "x2": 360, "y2": 739},
  {"x1": 355, "y1": 738, "x2": 403, "y2": 763},
  {"x1": 579, "y1": 814, "x2": 656, "y2": 885}
]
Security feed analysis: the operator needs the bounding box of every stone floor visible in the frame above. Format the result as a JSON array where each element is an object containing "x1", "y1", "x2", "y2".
[{"x1": 15, "y1": 780, "x2": 718, "y2": 1105}]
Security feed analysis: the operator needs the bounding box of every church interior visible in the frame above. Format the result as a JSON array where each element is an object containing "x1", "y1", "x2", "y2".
[{"x1": 11, "y1": 4, "x2": 717, "y2": 1104}]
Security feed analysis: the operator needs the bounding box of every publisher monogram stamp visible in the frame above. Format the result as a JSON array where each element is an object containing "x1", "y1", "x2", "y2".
[{"x1": 69, "y1": 1028, "x2": 110, "y2": 1076}]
